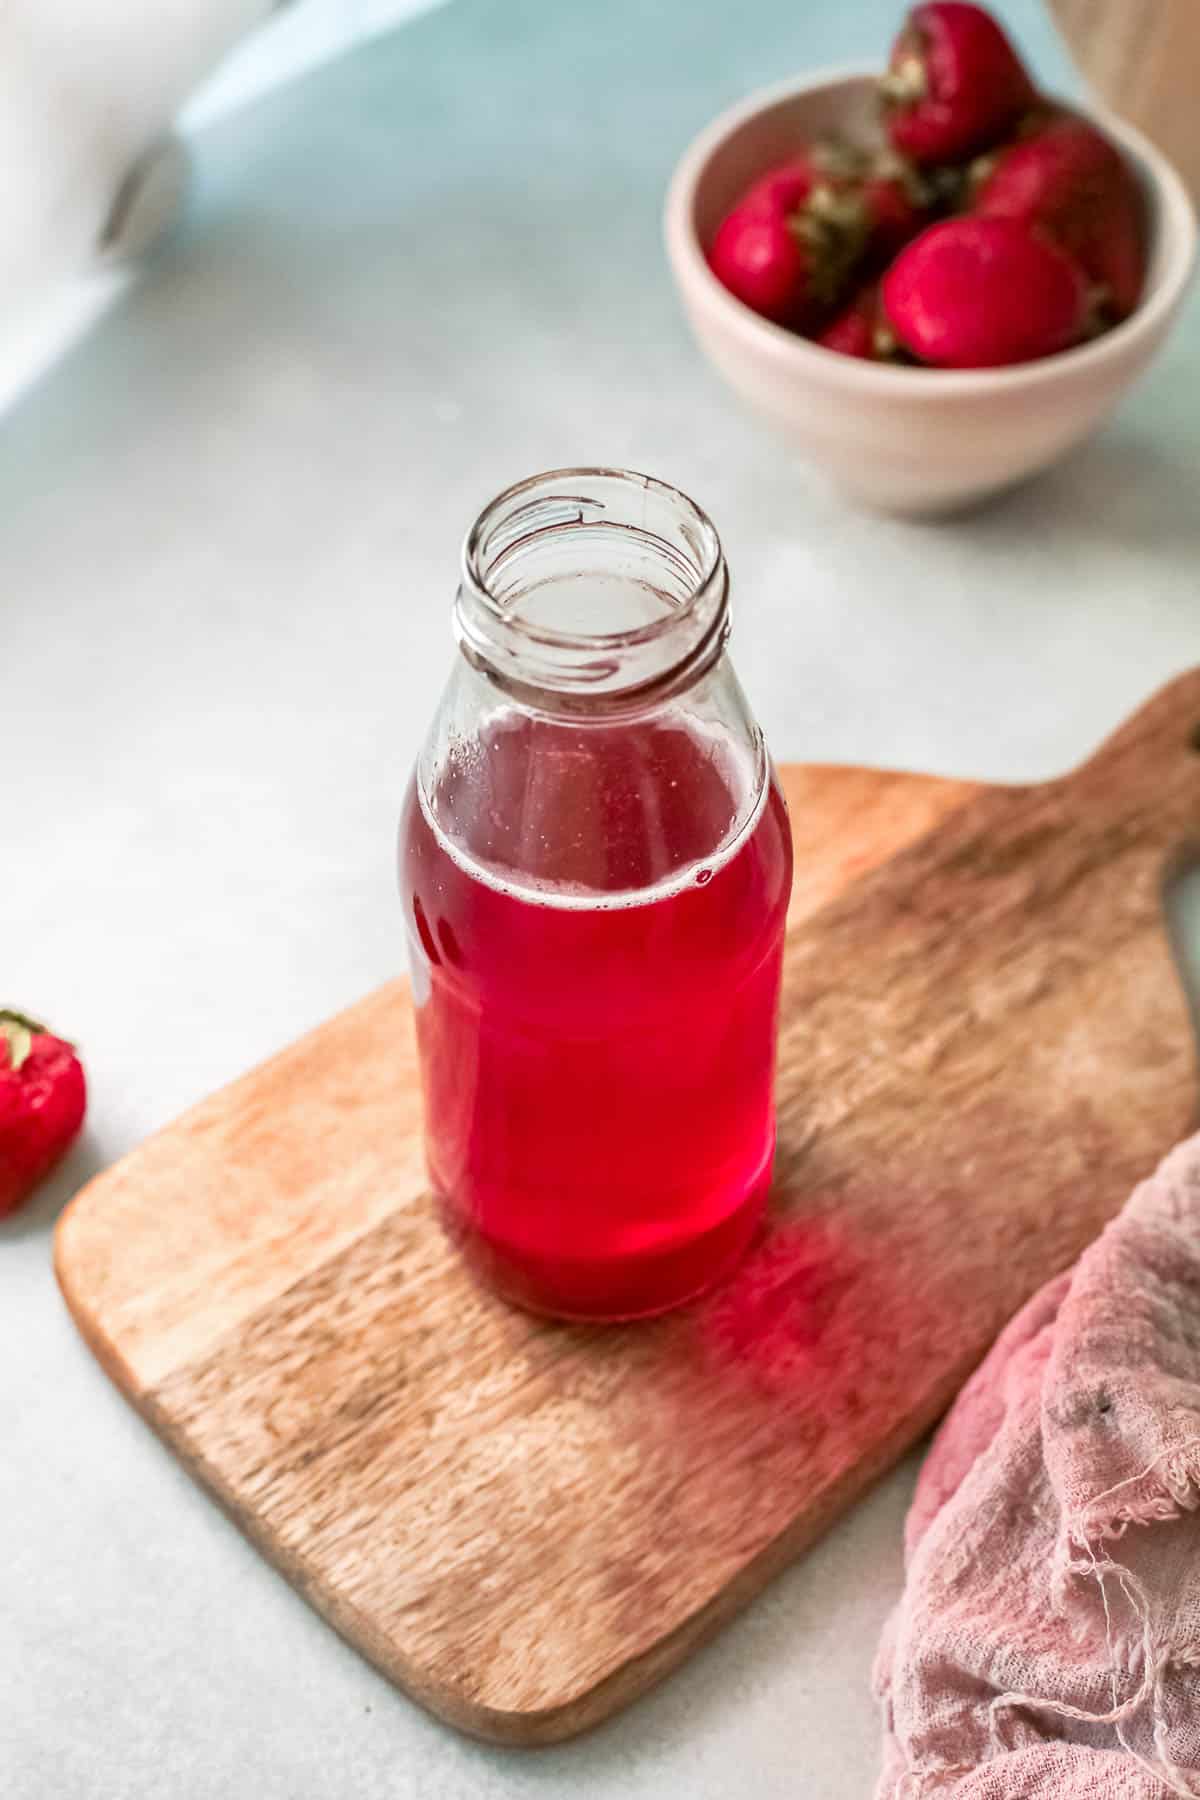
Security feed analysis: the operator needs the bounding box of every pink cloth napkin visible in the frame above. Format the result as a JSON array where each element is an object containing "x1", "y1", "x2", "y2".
[{"x1": 876, "y1": 1132, "x2": 1200, "y2": 1797}]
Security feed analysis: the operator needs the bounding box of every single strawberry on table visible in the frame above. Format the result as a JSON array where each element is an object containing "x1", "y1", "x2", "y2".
[
  {"x1": 881, "y1": 215, "x2": 1090, "y2": 368},
  {"x1": 881, "y1": 2, "x2": 1036, "y2": 165},
  {"x1": 972, "y1": 114, "x2": 1146, "y2": 320},
  {"x1": 0, "y1": 1010, "x2": 87, "y2": 1218}
]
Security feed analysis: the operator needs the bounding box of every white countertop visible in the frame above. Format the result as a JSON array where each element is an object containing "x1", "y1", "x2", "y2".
[{"x1": 4, "y1": 1, "x2": 1199, "y2": 1794}]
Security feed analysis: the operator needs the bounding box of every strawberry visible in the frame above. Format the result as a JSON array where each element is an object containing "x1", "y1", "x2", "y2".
[
  {"x1": 0, "y1": 1010, "x2": 87, "y2": 1218},
  {"x1": 708, "y1": 149, "x2": 852, "y2": 326},
  {"x1": 881, "y1": 216, "x2": 1090, "y2": 367},
  {"x1": 738, "y1": 140, "x2": 875, "y2": 217},
  {"x1": 738, "y1": 154, "x2": 823, "y2": 218},
  {"x1": 709, "y1": 143, "x2": 930, "y2": 329},
  {"x1": 972, "y1": 115, "x2": 1145, "y2": 320},
  {"x1": 860, "y1": 156, "x2": 934, "y2": 264},
  {"x1": 709, "y1": 185, "x2": 871, "y2": 328},
  {"x1": 881, "y1": 3, "x2": 1036, "y2": 165},
  {"x1": 752, "y1": 143, "x2": 932, "y2": 260},
  {"x1": 816, "y1": 283, "x2": 886, "y2": 359},
  {"x1": 709, "y1": 203, "x2": 817, "y2": 326}
]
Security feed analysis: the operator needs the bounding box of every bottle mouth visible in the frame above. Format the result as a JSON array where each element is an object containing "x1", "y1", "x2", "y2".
[{"x1": 457, "y1": 467, "x2": 729, "y2": 707}]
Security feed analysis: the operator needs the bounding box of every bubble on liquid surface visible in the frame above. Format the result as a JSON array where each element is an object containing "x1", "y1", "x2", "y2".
[{"x1": 695, "y1": 867, "x2": 713, "y2": 887}]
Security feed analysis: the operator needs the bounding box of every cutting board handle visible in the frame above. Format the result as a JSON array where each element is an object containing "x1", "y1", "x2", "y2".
[
  {"x1": 1073, "y1": 664, "x2": 1200, "y2": 776},
  {"x1": 1057, "y1": 665, "x2": 1200, "y2": 873}
]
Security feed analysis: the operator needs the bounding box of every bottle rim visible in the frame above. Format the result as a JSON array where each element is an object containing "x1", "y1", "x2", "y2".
[
  {"x1": 455, "y1": 469, "x2": 731, "y2": 710},
  {"x1": 460, "y1": 466, "x2": 725, "y2": 653}
]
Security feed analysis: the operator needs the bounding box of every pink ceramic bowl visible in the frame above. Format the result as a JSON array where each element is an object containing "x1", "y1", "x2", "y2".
[{"x1": 665, "y1": 68, "x2": 1197, "y2": 515}]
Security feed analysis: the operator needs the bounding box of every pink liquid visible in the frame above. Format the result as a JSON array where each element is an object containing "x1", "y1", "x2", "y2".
[{"x1": 399, "y1": 715, "x2": 792, "y2": 1319}]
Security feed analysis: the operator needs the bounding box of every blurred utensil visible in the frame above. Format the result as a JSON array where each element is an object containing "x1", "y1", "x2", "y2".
[{"x1": 1049, "y1": 0, "x2": 1200, "y2": 199}]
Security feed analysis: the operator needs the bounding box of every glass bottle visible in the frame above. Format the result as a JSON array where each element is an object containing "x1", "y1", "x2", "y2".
[{"x1": 398, "y1": 468, "x2": 793, "y2": 1320}]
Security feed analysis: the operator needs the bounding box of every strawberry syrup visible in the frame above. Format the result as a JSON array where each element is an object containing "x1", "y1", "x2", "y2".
[{"x1": 400, "y1": 713, "x2": 792, "y2": 1319}]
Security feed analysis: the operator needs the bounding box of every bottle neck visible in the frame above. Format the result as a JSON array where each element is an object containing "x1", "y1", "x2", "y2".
[{"x1": 454, "y1": 468, "x2": 730, "y2": 716}]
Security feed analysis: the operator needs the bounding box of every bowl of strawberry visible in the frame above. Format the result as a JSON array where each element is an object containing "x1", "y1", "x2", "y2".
[{"x1": 665, "y1": 3, "x2": 1196, "y2": 514}]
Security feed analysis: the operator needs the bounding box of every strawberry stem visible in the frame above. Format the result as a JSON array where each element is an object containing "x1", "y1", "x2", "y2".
[
  {"x1": 0, "y1": 1009, "x2": 44, "y2": 1072},
  {"x1": 790, "y1": 187, "x2": 872, "y2": 306},
  {"x1": 879, "y1": 54, "x2": 928, "y2": 109},
  {"x1": 873, "y1": 148, "x2": 934, "y2": 209},
  {"x1": 966, "y1": 151, "x2": 998, "y2": 197},
  {"x1": 811, "y1": 136, "x2": 869, "y2": 182}
]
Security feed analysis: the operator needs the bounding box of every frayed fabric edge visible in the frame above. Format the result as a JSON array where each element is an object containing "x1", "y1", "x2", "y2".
[
  {"x1": 1048, "y1": 1437, "x2": 1200, "y2": 1602},
  {"x1": 992, "y1": 1442, "x2": 1200, "y2": 1799}
]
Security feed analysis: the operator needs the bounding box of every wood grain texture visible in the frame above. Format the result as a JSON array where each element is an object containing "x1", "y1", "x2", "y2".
[
  {"x1": 1049, "y1": 0, "x2": 1200, "y2": 197},
  {"x1": 56, "y1": 671, "x2": 1200, "y2": 1743}
]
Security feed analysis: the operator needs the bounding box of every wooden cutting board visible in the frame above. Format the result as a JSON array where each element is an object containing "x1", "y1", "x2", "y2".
[{"x1": 55, "y1": 670, "x2": 1200, "y2": 1745}]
